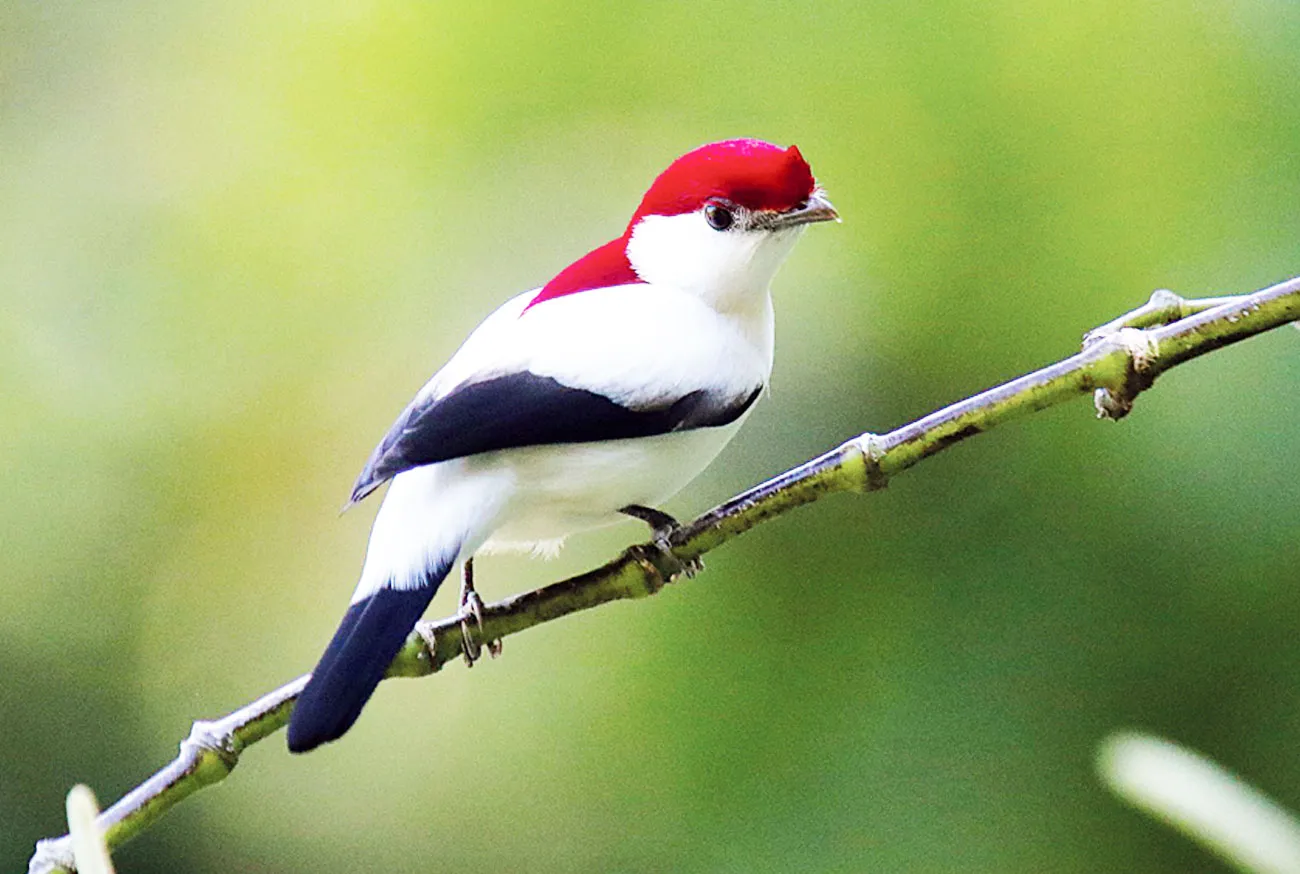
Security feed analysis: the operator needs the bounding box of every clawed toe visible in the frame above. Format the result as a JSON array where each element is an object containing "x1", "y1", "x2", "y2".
[
  {"x1": 458, "y1": 557, "x2": 502, "y2": 667},
  {"x1": 458, "y1": 587, "x2": 485, "y2": 666},
  {"x1": 619, "y1": 504, "x2": 681, "y2": 541},
  {"x1": 620, "y1": 504, "x2": 703, "y2": 581}
]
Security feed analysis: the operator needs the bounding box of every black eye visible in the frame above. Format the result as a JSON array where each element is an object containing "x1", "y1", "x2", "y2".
[{"x1": 704, "y1": 202, "x2": 734, "y2": 231}]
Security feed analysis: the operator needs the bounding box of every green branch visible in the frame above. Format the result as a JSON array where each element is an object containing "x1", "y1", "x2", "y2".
[{"x1": 28, "y1": 274, "x2": 1300, "y2": 874}]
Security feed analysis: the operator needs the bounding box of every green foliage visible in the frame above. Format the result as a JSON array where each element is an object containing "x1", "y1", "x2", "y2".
[{"x1": 3, "y1": 2, "x2": 1298, "y2": 871}]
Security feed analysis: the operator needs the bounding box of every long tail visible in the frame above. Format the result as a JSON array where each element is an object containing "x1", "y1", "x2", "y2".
[{"x1": 287, "y1": 553, "x2": 456, "y2": 753}]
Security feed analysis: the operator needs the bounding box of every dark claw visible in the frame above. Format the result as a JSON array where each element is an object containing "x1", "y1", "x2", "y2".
[
  {"x1": 619, "y1": 504, "x2": 681, "y2": 540},
  {"x1": 619, "y1": 504, "x2": 703, "y2": 580}
]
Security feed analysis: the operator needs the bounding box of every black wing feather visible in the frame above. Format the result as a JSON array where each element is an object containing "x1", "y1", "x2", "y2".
[{"x1": 349, "y1": 373, "x2": 761, "y2": 505}]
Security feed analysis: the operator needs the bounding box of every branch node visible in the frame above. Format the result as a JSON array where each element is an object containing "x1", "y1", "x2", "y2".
[
  {"x1": 849, "y1": 432, "x2": 889, "y2": 491},
  {"x1": 1093, "y1": 327, "x2": 1160, "y2": 421},
  {"x1": 182, "y1": 719, "x2": 239, "y2": 774},
  {"x1": 28, "y1": 837, "x2": 74, "y2": 874},
  {"x1": 1113, "y1": 327, "x2": 1160, "y2": 373},
  {"x1": 1147, "y1": 288, "x2": 1184, "y2": 310},
  {"x1": 1093, "y1": 388, "x2": 1131, "y2": 421}
]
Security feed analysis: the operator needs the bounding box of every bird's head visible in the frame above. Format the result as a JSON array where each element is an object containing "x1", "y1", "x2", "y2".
[
  {"x1": 623, "y1": 139, "x2": 837, "y2": 311},
  {"x1": 528, "y1": 139, "x2": 835, "y2": 315}
]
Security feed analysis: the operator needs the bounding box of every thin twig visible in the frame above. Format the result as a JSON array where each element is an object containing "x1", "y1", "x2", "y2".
[
  {"x1": 28, "y1": 274, "x2": 1300, "y2": 874},
  {"x1": 1099, "y1": 732, "x2": 1300, "y2": 874},
  {"x1": 64, "y1": 787, "x2": 113, "y2": 874}
]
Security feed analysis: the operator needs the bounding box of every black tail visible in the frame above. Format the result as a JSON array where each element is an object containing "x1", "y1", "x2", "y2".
[{"x1": 288, "y1": 560, "x2": 453, "y2": 753}]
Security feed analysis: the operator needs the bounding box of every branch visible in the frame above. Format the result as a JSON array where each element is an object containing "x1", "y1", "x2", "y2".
[{"x1": 28, "y1": 275, "x2": 1300, "y2": 874}]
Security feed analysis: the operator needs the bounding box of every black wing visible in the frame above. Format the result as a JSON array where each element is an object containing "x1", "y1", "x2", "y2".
[{"x1": 348, "y1": 372, "x2": 762, "y2": 505}]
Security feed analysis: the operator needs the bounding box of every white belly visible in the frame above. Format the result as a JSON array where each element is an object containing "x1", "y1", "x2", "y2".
[{"x1": 477, "y1": 419, "x2": 746, "y2": 554}]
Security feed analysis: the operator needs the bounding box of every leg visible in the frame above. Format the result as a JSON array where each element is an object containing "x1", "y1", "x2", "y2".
[{"x1": 458, "y1": 557, "x2": 502, "y2": 667}]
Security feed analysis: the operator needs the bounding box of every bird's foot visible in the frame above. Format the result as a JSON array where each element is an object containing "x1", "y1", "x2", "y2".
[
  {"x1": 458, "y1": 558, "x2": 502, "y2": 667},
  {"x1": 619, "y1": 505, "x2": 704, "y2": 581}
]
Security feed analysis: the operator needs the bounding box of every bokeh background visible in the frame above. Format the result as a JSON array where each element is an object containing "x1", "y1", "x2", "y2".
[{"x1": 3, "y1": 2, "x2": 1298, "y2": 871}]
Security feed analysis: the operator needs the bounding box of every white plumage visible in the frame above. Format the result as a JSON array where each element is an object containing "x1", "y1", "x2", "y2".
[
  {"x1": 287, "y1": 138, "x2": 835, "y2": 753},
  {"x1": 355, "y1": 263, "x2": 778, "y2": 598}
]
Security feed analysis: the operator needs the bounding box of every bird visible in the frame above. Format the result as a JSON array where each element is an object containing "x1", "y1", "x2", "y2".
[{"x1": 286, "y1": 138, "x2": 838, "y2": 753}]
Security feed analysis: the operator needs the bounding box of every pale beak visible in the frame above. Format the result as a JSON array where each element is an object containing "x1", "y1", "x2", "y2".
[{"x1": 766, "y1": 190, "x2": 839, "y2": 230}]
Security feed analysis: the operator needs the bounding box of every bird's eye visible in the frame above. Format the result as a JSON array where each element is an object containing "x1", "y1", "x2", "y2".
[{"x1": 704, "y1": 202, "x2": 734, "y2": 231}]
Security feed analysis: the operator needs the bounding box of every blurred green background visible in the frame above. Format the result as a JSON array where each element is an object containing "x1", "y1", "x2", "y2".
[{"x1": 3, "y1": 1, "x2": 1298, "y2": 871}]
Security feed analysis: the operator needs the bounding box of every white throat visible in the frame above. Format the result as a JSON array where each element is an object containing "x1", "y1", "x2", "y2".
[{"x1": 625, "y1": 212, "x2": 804, "y2": 320}]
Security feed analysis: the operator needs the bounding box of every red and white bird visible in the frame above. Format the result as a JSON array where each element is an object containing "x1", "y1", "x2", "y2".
[{"x1": 287, "y1": 138, "x2": 837, "y2": 753}]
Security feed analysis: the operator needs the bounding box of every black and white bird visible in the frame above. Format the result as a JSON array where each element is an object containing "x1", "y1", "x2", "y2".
[{"x1": 287, "y1": 138, "x2": 837, "y2": 753}]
